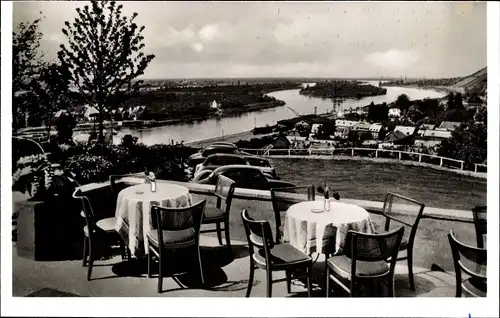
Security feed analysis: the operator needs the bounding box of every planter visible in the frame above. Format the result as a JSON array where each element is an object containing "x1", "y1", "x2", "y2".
[{"x1": 15, "y1": 197, "x2": 84, "y2": 261}]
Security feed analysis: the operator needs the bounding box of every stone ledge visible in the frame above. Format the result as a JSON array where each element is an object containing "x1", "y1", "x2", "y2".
[{"x1": 76, "y1": 178, "x2": 474, "y2": 223}]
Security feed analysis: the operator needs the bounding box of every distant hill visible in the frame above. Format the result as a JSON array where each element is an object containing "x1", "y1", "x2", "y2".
[{"x1": 449, "y1": 67, "x2": 487, "y2": 94}]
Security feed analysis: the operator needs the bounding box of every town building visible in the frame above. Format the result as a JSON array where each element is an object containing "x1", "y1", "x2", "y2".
[
  {"x1": 388, "y1": 107, "x2": 401, "y2": 119},
  {"x1": 437, "y1": 121, "x2": 461, "y2": 131},
  {"x1": 414, "y1": 129, "x2": 452, "y2": 148},
  {"x1": 369, "y1": 123, "x2": 383, "y2": 140},
  {"x1": 394, "y1": 125, "x2": 417, "y2": 136}
]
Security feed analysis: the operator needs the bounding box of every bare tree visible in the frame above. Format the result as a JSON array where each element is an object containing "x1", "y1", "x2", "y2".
[{"x1": 58, "y1": 1, "x2": 155, "y2": 141}]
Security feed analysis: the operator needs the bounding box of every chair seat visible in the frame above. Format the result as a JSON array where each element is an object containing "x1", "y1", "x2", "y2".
[
  {"x1": 253, "y1": 243, "x2": 311, "y2": 269},
  {"x1": 327, "y1": 254, "x2": 389, "y2": 279},
  {"x1": 203, "y1": 206, "x2": 226, "y2": 221},
  {"x1": 83, "y1": 217, "x2": 117, "y2": 236},
  {"x1": 463, "y1": 277, "x2": 487, "y2": 297},
  {"x1": 147, "y1": 228, "x2": 196, "y2": 247}
]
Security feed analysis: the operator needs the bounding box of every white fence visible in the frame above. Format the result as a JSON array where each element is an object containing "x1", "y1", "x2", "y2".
[{"x1": 241, "y1": 147, "x2": 487, "y2": 173}]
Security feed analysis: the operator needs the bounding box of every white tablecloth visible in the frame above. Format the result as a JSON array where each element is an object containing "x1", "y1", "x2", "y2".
[
  {"x1": 284, "y1": 200, "x2": 374, "y2": 255},
  {"x1": 115, "y1": 183, "x2": 192, "y2": 257}
]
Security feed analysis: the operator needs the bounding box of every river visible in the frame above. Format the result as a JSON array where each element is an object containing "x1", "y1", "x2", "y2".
[{"x1": 112, "y1": 81, "x2": 446, "y2": 145}]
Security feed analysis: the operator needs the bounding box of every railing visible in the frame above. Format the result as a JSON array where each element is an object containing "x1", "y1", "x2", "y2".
[{"x1": 240, "y1": 147, "x2": 487, "y2": 173}]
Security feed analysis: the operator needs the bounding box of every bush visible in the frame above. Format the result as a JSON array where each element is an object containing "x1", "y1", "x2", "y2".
[{"x1": 66, "y1": 155, "x2": 114, "y2": 184}]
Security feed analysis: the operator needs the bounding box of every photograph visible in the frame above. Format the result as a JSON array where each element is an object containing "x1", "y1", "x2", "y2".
[{"x1": 2, "y1": 0, "x2": 498, "y2": 317}]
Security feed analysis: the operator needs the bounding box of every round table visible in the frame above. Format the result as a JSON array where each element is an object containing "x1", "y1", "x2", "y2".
[
  {"x1": 114, "y1": 183, "x2": 192, "y2": 258},
  {"x1": 284, "y1": 200, "x2": 374, "y2": 255}
]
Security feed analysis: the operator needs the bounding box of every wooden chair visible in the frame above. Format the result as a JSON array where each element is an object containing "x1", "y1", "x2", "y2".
[
  {"x1": 379, "y1": 193, "x2": 425, "y2": 291},
  {"x1": 241, "y1": 209, "x2": 313, "y2": 297},
  {"x1": 200, "y1": 175, "x2": 236, "y2": 251},
  {"x1": 448, "y1": 231, "x2": 487, "y2": 297},
  {"x1": 270, "y1": 185, "x2": 315, "y2": 244},
  {"x1": 147, "y1": 200, "x2": 206, "y2": 293},
  {"x1": 73, "y1": 189, "x2": 127, "y2": 281},
  {"x1": 326, "y1": 226, "x2": 405, "y2": 297},
  {"x1": 472, "y1": 206, "x2": 487, "y2": 248}
]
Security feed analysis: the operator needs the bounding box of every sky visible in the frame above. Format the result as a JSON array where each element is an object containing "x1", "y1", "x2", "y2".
[{"x1": 13, "y1": 1, "x2": 487, "y2": 79}]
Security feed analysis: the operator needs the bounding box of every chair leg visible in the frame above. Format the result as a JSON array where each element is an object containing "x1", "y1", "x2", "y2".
[
  {"x1": 158, "y1": 253, "x2": 163, "y2": 293},
  {"x1": 82, "y1": 237, "x2": 88, "y2": 267},
  {"x1": 307, "y1": 263, "x2": 312, "y2": 297},
  {"x1": 87, "y1": 239, "x2": 94, "y2": 281},
  {"x1": 388, "y1": 276, "x2": 395, "y2": 297},
  {"x1": 286, "y1": 270, "x2": 292, "y2": 294},
  {"x1": 407, "y1": 249, "x2": 415, "y2": 291},
  {"x1": 119, "y1": 239, "x2": 126, "y2": 261},
  {"x1": 147, "y1": 251, "x2": 152, "y2": 278},
  {"x1": 216, "y1": 223, "x2": 223, "y2": 245},
  {"x1": 224, "y1": 221, "x2": 231, "y2": 251},
  {"x1": 246, "y1": 261, "x2": 255, "y2": 297},
  {"x1": 197, "y1": 245, "x2": 204, "y2": 285},
  {"x1": 266, "y1": 269, "x2": 273, "y2": 298},
  {"x1": 325, "y1": 266, "x2": 330, "y2": 298}
]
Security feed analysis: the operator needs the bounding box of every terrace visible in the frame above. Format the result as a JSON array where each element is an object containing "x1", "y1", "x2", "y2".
[{"x1": 12, "y1": 177, "x2": 482, "y2": 298}]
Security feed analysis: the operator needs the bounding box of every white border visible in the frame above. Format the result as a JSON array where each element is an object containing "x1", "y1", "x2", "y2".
[{"x1": 2, "y1": 1, "x2": 499, "y2": 317}]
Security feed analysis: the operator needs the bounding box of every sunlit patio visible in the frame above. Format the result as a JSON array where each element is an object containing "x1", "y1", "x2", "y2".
[{"x1": 12, "y1": 177, "x2": 483, "y2": 298}]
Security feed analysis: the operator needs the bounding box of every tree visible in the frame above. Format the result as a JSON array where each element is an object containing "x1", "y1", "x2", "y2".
[
  {"x1": 447, "y1": 92, "x2": 455, "y2": 110},
  {"x1": 396, "y1": 94, "x2": 410, "y2": 113},
  {"x1": 367, "y1": 101, "x2": 389, "y2": 122},
  {"x1": 31, "y1": 62, "x2": 72, "y2": 136},
  {"x1": 58, "y1": 1, "x2": 155, "y2": 141},
  {"x1": 454, "y1": 93, "x2": 464, "y2": 108},
  {"x1": 438, "y1": 122, "x2": 487, "y2": 167},
  {"x1": 12, "y1": 15, "x2": 45, "y2": 132}
]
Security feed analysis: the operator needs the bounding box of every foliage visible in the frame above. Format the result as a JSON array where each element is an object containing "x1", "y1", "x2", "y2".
[
  {"x1": 59, "y1": 0, "x2": 155, "y2": 140},
  {"x1": 12, "y1": 15, "x2": 46, "y2": 131},
  {"x1": 438, "y1": 122, "x2": 487, "y2": 167},
  {"x1": 31, "y1": 62, "x2": 73, "y2": 132},
  {"x1": 396, "y1": 94, "x2": 410, "y2": 113},
  {"x1": 300, "y1": 81, "x2": 387, "y2": 99},
  {"x1": 236, "y1": 135, "x2": 277, "y2": 149},
  {"x1": 56, "y1": 113, "x2": 77, "y2": 143},
  {"x1": 313, "y1": 123, "x2": 336, "y2": 140},
  {"x1": 66, "y1": 155, "x2": 114, "y2": 184},
  {"x1": 367, "y1": 101, "x2": 389, "y2": 122}
]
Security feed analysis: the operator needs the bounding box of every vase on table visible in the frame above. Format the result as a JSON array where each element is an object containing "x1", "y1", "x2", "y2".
[{"x1": 324, "y1": 198, "x2": 331, "y2": 212}]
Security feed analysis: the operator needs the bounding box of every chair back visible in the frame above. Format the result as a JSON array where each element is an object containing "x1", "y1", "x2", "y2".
[
  {"x1": 151, "y1": 199, "x2": 206, "y2": 231},
  {"x1": 448, "y1": 231, "x2": 487, "y2": 296},
  {"x1": 214, "y1": 175, "x2": 236, "y2": 214},
  {"x1": 73, "y1": 189, "x2": 96, "y2": 237},
  {"x1": 472, "y1": 206, "x2": 487, "y2": 248},
  {"x1": 270, "y1": 185, "x2": 315, "y2": 243},
  {"x1": 344, "y1": 226, "x2": 405, "y2": 278},
  {"x1": 382, "y1": 193, "x2": 425, "y2": 246},
  {"x1": 241, "y1": 209, "x2": 275, "y2": 265}
]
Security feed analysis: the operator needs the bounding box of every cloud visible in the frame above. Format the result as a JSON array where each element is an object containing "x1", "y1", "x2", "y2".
[
  {"x1": 364, "y1": 49, "x2": 421, "y2": 71},
  {"x1": 12, "y1": 1, "x2": 486, "y2": 78},
  {"x1": 192, "y1": 43, "x2": 204, "y2": 53}
]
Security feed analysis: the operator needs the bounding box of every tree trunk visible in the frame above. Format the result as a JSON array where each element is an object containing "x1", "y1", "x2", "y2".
[{"x1": 98, "y1": 108, "x2": 104, "y2": 143}]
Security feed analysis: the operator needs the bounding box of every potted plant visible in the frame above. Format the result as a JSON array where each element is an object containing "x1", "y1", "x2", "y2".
[{"x1": 13, "y1": 154, "x2": 82, "y2": 261}]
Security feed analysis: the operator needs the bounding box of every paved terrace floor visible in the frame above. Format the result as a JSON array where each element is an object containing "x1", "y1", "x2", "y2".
[
  {"x1": 12, "y1": 192, "x2": 472, "y2": 297},
  {"x1": 12, "y1": 236, "x2": 458, "y2": 297}
]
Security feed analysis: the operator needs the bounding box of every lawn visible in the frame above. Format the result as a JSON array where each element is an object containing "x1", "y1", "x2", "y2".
[{"x1": 269, "y1": 158, "x2": 487, "y2": 210}]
